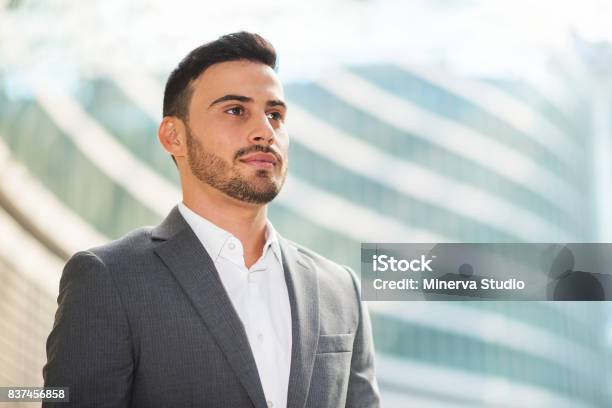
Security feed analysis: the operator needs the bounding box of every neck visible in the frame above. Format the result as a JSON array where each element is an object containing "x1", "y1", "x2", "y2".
[{"x1": 182, "y1": 181, "x2": 268, "y2": 268}]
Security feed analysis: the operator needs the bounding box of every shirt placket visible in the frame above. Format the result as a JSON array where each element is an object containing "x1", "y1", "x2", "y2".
[{"x1": 249, "y1": 253, "x2": 280, "y2": 408}]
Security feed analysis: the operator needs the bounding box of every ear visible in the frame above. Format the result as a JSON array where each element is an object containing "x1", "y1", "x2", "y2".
[{"x1": 158, "y1": 117, "x2": 186, "y2": 159}]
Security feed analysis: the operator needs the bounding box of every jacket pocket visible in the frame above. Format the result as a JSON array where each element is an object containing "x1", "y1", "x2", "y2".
[{"x1": 316, "y1": 333, "x2": 354, "y2": 354}]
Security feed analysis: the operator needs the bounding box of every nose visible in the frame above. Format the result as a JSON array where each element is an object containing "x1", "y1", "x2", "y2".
[{"x1": 248, "y1": 113, "x2": 276, "y2": 145}]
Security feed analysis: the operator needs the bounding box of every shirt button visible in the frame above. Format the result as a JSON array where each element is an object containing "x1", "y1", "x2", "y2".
[
  {"x1": 267, "y1": 400, "x2": 273, "y2": 408},
  {"x1": 257, "y1": 333, "x2": 264, "y2": 343},
  {"x1": 228, "y1": 242, "x2": 236, "y2": 250}
]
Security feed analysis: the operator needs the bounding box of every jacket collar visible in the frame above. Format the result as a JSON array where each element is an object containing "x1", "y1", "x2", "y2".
[{"x1": 151, "y1": 205, "x2": 188, "y2": 241}]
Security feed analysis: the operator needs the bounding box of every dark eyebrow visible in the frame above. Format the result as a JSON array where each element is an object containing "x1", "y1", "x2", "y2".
[
  {"x1": 208, "y1": 94, "x2": 253, "y2": 108},
  {"x1": 267, "y1": 99, "x2": 287, "y2": 110},
  {"x1": 208, "y1": 94, "x2": 287, "y2": 110}
]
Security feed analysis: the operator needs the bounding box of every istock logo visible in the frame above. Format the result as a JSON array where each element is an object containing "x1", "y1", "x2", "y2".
[{"x1": 372, "y1": 254, "x2": 435, "y2": 272}]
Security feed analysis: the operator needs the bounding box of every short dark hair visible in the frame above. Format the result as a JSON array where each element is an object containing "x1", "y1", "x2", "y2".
[{"x1": 163, "y1": 31, "x2": 277, "y2": 122}]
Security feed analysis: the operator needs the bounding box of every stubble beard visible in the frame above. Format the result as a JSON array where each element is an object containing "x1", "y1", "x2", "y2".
[{"x1": 185, "y1": 126, "x2": 287, "y2": 204}]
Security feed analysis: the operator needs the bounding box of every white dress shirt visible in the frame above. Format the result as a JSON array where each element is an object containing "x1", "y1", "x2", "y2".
[{"x1": 178, "y1": 202, "x2": 292, "y2": 408}]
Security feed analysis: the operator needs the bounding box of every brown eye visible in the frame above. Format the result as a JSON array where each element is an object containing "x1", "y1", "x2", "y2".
[
  {"x1": 267, "y1": 111, "x2": 282, "y2": 121},
  {"x1": 225, "y1": 106, "x2": 244, "y2": 116}
]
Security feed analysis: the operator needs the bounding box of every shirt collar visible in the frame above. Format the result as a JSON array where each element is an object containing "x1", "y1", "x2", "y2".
[
  {"x1": 264, "y1": 219, "x2": 282, "y2": 263},
  {"x1": 178, "y1": 202, "x2": 281, "y2": 264}
]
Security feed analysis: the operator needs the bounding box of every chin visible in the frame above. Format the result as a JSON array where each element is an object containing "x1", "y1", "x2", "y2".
[{"x1": 252, "y1": 182, "x2": 281, "y2": 196}]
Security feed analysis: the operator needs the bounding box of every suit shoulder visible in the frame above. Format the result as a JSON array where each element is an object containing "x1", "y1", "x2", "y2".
[
  {"x1": 286, "y1": 239, "x2": 345, "y2": 269},
  {"x1": 79, "y1": 226, "x2": 156, "y2": 266},
  {"x1": 285, "y1": 238, "x2": 358, "y2": 289}
]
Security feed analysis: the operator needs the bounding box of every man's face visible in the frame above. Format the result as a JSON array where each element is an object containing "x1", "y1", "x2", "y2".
[{"x1": 184, "y1": 60, "x2": 289, "y2": 204}]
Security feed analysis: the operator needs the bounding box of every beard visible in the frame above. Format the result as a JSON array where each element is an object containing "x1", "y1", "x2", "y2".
[{"x1": 185, "y1": 126, "x2": 287, "y2": 204}]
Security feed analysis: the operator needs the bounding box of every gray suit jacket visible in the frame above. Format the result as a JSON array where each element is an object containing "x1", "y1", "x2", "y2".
[{"x1": 43, "y1": 206, "x2": 380, "y2": 407}]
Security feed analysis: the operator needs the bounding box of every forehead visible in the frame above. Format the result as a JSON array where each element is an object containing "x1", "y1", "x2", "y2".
[{"x1": 190, "y1": 60, "x2": 284, "y2": 106}]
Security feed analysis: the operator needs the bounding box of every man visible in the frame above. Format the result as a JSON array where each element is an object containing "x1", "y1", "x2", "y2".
[{"x1": 43, "y1": 32, "x2": 380, "y2": 408}]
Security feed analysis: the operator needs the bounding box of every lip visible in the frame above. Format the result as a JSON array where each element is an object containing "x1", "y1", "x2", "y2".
[{"x1": 239, "y1": 153, "x2": 278, "y2": 169}]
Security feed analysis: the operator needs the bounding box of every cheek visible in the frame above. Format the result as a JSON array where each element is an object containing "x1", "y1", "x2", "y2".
[{"x1": 200, "y1": 124, "x2": 242, "y2": 154}]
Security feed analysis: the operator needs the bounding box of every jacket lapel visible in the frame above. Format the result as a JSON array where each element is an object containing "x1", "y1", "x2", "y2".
[
  {"x1": 152, "y1": 206, "x2": 268, "y2": 408},
  {"x1": 280, "y1": 237, "x2": 320, "y2": 408}
]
